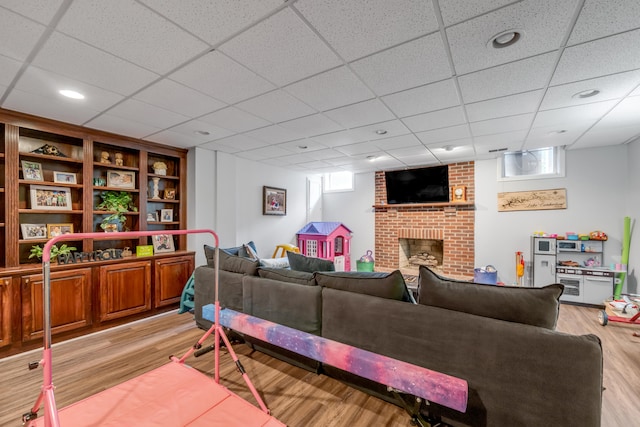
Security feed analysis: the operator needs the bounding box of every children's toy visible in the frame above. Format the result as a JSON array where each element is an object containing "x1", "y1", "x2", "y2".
[
  {"x1": 598, "y1": 294, "x2": 640, "y2": 330},
  {"x1": 296, "y1": 222, "x2": 352, "y2": 271}
]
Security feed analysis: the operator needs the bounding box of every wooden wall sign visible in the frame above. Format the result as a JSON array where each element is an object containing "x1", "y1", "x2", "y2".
[{"x1": 497, "y1": 188, "x2": 567, "y2": 212}]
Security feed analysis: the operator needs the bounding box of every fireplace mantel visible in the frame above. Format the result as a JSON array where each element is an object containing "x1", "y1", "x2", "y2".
[{"x1": 372, "y1": 202, "x2": 474, "y2": 209}]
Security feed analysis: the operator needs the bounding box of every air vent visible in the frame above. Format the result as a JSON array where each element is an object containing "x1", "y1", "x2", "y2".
[{"x1": 488, "y1": 147, "x2": 508, "y2": 153}]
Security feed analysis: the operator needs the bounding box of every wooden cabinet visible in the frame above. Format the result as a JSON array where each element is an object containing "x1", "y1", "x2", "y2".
[
  {"x1": 99, "y1": 261, "x2": 151, "y2": 321},
  {"x1": 154, "y1": 255, "x2": 194, "y2": 308},
  {"x1": 21, "y1": 268, "x2": 92, "y2": 341},
  {"x1": 0, "y1": 277, "x2": 11, "y2": 347}
]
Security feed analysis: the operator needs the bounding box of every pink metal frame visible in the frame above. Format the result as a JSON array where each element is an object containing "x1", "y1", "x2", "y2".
[{"x1": 26, "y1": 229, "x2": 269, "y2": 427}]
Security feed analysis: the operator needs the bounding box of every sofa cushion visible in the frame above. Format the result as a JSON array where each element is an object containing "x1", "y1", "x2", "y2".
[
  {"x1": 203, "y1": 245, "x2": 259, "y2": 275},
  {"x1": 258, "y1": 268, "x2": 316, "y2": 286},
  {"x1": 417, "y1": 266, "x2": 563, "y2": 329},
  {"x1": 287, "y1": 251, "x2": 335, "y2": 273},
  {"x1": 315, "y1": 270, "x2": 412, "y2": 301}
]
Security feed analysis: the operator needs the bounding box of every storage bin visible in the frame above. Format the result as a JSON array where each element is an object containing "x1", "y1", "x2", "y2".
[
  {"x1": 474, "y1": 267, "x2": 497, "y2": 285},
  {"x1": 356, "y1": 260, "x2": 375, "y2": 272}
]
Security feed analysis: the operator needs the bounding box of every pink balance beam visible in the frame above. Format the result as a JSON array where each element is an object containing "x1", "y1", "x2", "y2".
[{"x1": 203, "y1": 306, "x2": 468, "y2": 413}]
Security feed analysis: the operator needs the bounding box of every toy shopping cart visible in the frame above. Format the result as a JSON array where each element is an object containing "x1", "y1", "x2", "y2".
[{"x1": 597, "y1": 294, "x2": 640, "y2": 327}]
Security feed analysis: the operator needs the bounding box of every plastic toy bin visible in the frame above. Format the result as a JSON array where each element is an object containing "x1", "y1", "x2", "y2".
[
  {"x1": 356, "y1": 260, "x2": 375, "y2": 272},
  {"x1": 474, "y1": 268, "x2": 497, "y2": 285}
]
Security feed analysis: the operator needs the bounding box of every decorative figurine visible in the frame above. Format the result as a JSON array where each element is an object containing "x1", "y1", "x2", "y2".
[
  {"x1": 151, "y1": 177, "x2": 161, "y2": 199},
  {"x1": 153, "y1": 161, "x2": 167, "y2": 175},
  {"x1": 100, "y1": 151, "x2": 111, "y2": 164},
  {"x1": 115, "y1": 153, "x2": 124, "y2": 166},
  {"x1": 31, "y1": 144, "x2": 68, "y2": 157}
]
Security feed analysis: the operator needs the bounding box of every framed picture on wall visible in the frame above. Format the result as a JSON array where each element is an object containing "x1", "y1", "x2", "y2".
[{"x1": 263, "y1": 186, "x2": 286, "y2": 216}]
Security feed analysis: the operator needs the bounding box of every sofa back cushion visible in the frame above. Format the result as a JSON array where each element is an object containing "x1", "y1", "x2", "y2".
[
  {"x1": 315, "y1": 270, "x2": 412, "y2": 301},
  {"x1": 287, "y1": 251, "x2": 335, "y2": 273},
  {"x1": 417, "y1": 266, "x2": 563, "y2": 329},
  {"x1": 203, "y1": 245, "x2": 259, "y2": 276},
  {"x1": 258, "y1": 268, "x2": 316, "y2": 286}
]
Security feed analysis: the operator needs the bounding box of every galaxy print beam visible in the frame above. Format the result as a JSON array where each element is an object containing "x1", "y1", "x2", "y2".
[{"x1": 202, "y1": 305, "x2": 467, "y2": 413}]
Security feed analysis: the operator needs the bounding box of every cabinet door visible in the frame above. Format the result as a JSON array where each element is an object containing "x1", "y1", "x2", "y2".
[
  {"x1": 533, "y1": 254, "x2": 556, "y2": 287},
  {"x1": 0, "y1": 277, "x2": 11, "y2": 347},
  {"x1": 22, "y1": 268, "x2": 92, "y2": 341},
  {"x1": 154, "y1": 255, "x2": 194, "y2": 308},
  {"x1": 99, "y1": 261, "x2": 151, "y2": 321},
  {"x1": 583, "y1": 276, "x2": 614, "y2": 305}
]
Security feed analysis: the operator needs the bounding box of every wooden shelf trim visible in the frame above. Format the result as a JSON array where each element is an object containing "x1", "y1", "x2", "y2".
[
  {"x1": 148, "y1": 173, "x2": 179, "y2": 180},
  {"x1": 19, "y1": 209, "x2": 84, "y2": 214},
  {"x1": 93, "y1": 186, "x2": 140, "y2": 193},
  {"x1": 93, "y1": 162, "x2": 140, "y2": 171},
  {"x1": 19, "y1": 179, "x2": 83, "y2": 188},
  {"x1": 19, "y1": 152, "x2": 83, "y2": 164}
]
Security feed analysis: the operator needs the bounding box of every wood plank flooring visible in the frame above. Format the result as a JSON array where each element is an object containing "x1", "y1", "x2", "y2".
[{"x1": 1, "y1": 303, "x2": 638, "y2": 426}]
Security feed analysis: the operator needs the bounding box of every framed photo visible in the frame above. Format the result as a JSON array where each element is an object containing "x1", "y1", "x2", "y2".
[
  {"x1": 106, "y1": 170, "x2": 135, "y2": 189},
  {"x1": 146, "y1": 211, "x2": 159, "y2": 222},
  {"x1": 21, "y1": 223, "x2": 47, "y2": 240},
  {"x1": 164, "y1": 189, "x2": 176, "y2": 200},
  {"x1": 47, "y1": 223, "x2": 74, "y2": 238},
  {"x1": 22, "y1": 160, "x2": 43, "y2": 181},
  {"x1": 53, "y1": 171, "x2": 77, "y2": 184},
  {"x1": 263, "y1": 186, "x2": 286, "y2": 216},
  {"x1": 151, "y1": 234, "x2": 175, "y2": 254},
  {"x1": 160, "y1": 208, "x2": 173, "y2": 222},
  {"x1": 30, "y1": 185, "x2": 72, "y2": 210}
]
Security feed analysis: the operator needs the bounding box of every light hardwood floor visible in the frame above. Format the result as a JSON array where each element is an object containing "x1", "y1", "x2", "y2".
[{"x1": 0, "y1": 304, "x2": 638, "y2": 427}]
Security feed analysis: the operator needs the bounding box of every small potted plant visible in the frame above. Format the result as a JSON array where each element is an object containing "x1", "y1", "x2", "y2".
[
  {"x1": 96, "y1": 191, "x2": 138, "y2": 231},
  {"x1": 29, "y1": 244, "x2": 77, "y2": 263}
]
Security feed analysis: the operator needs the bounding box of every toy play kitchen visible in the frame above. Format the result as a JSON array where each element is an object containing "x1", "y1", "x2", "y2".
[{"x1": 531, "y1": 231, "x2": 614, "y2": 305}]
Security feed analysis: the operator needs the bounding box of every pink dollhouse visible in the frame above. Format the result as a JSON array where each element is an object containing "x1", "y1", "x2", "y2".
[{"x1": 296, "y1": 222, "x2": 352, "y2": 271}]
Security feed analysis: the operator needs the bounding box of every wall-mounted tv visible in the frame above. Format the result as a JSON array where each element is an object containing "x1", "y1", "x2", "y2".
[{"x1": 384, "y1": 165, "x2": 449, "y2": 204}]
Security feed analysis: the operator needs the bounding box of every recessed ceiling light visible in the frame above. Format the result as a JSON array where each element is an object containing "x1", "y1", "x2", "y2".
[
  {"x1": 547, "y1": 130, "x2": 567, "y2": 136},
  {"x1": 59, "y1": 89, "x2": 85, "y2": 99},
  {"x1": 298, "y1": 145, "x2": 308, "y2": 150},
  {"x1": 366, "y1": 155, "x2": 379, "y2": 161},
  {"x1": 375, "y1": 129, "x2": 387, "y2": 135},
  {"x1": 573, "y1": 89, "x2": 600, "y2": 99},
  {"x1": 194, "y1": 130, "x2": 210, "y2": 136},
  {"x1": 443, "y1": 145, "x2": 455, "y2": 152},
  {"x1": 489, "y1": 30, "x2": 522, "y2": 49}
]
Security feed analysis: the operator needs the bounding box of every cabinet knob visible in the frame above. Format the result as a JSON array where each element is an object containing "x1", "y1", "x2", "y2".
[{"x1": 0, "y1": 279, "x2": 9, "y2": 287}]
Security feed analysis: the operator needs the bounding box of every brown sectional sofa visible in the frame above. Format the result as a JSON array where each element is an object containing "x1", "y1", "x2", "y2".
[{"x1": 193, "y1": 248, "x2": 603, "y2": 426}]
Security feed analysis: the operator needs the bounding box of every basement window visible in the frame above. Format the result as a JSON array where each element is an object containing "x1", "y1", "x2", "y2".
[
  {"x1": 323, "y1": 171, "x2": 354, "y2": 192},
  {"x1": 498, "y1": 147, "x2": 565, "y2": 181}
]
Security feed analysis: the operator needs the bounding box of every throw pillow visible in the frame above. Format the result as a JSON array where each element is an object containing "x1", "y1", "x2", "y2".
[
  {"x1": 315, "y1": 270, "x2": 412, "y2": 301},
  {"x1": 244, "y1": 243, "x2": 259, "y2": 261},
  {"x1": 258, "y1": 268, "x2": 316, "y2": 286},
  {"x1": 202, "y1": 244, "x2": 259, "y2": 275},
  {"x1": 417, "y1": 266, "x2": 564, "y2": 330},
  {"x1": 259, "y1": 257, "x2": 290, "y2": 269},
  {"x1": 287, "y1": 251, "x2": 335, "y2": 273}
]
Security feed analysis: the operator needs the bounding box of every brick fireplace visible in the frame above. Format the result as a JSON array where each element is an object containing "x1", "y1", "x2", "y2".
[{"x1": 374, "y1": 162, "x2": 475, "y2": 279}]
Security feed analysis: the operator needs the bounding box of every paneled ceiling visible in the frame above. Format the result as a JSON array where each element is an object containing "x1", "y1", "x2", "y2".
[{"x1": 1, "y1": 0, "x2": 639, "y2": 173}]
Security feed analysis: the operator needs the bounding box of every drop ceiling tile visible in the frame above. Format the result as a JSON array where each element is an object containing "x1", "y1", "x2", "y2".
[
  {"x1": 568, "y1": 0, "x2": 640, "y2": 45},
  {"x1": 1, "y1": 0, "x2": 64, "y2": 25},
  {"x1": 347, "y1": 120, "x2": 412, "y2": 143},
  {"x1": 630, "y1": 85, "x2": 640, "y2": 97},
  {"x1": 473, "y1": 130, "x2": 527, "y2": 149},
  {"x1": 415, "y1": 124, "x2": 471, "y2": 145},
  {"x1": 279, "y1": 114, "x2": 343, "y2": 138},
  {"x1": 525, "y1": 123, "x2": 593, "y2": 149},
  {"x1": 106, "y1": 98, "x2": 190, "y2": 129},
  {"x1": 541, "y1": 70, "x2": 640, "y2": 110},
  {"x1": 284, "y1": 66, "x2": 375, "y2": 111},
  {"x1": 85, "y1": 113, "x2": 162, "y2": 139},
  {"x1": 261, "y1": 157, "x2": 290, "y2": 167},
  {"x1": 220, "y1": 8, "x2": 341, "y2": 86},
  {"x1": 431, "y1": 145, "x2": 476, "y2": 162},
  {"x1": 278, "y1": 139, "x2": 329, "y2": 153},
  {"x1": 32, "y1": 32, "x2": 159, "y2": 95},
  {"x1": 552, "y1": 29, "x2": 640, "y2": 86},
  {"x1": 593, "y1": 96, "x2": 640, "y2": 128},
  {"x1": 134, "y1": 79, "x2": 227, "y2": 118},
  {"x1": 335, "y1": 141, "x2": 383, "y2": 156},
  {"x1": 470, "y1": 113, "x2": 533, "y2": 136},
  {"x1": 202, "y1": 134, "x2": 267, "y2": 152},
  {"x1": 245, "y1": 124, "x2": 304, "y2": 144},
  {"x1": 324, "y1": 99, "x2": 395, "y2": 128},
  {"x1": 447, "y1": 0, "x2": 577, "y2": 75},
  {"x1": 439, "y1": 0, "x2": 518, "y2": 26},
  {"x1": 0, "y1": 8, "x2": 46, "y2": 61},
  {"x1": 572, "y1": 123, "x2": 640, "y2": 149},
  {"x1": 169, "y1": 51, "x2": 275, "y2": 104},
  {"x1": 458, "y1": 52, "x2": 557, "y2": 103},
  {"x1": 296, "y1": 160, "x2": 335, "y2": 170},
  {"x1": 140, "y1": 0, "x2": 282, "y2": 45},
  {"x1": 57, "y1": 0, "x2": 208, "y2": 74},
  {"x1": 146, "y1": 129, "x2": 210, "y2": 149},
  {"x1": 374, "y1": 134, "x2": 423, "y2": 151},
  {"x1": 382, "y1": 79, "x2": 460, "y2": 118},
  {"x1": 199, "y1": 106, "x2": 270, "y2": 133},
  {"x1": 4, "y1": 88, "x2": 104, "y2": 125},
  {"x1": 13, "y1": 66, "x2": 124, "y2": 111},
  {"x1": 278, "y1": 153, "x2": 317, "y2": 164},
  {"x1": 236, "y1": 90, "x2": 317, "y2": 123},
  {"x1": 168, "y1": 119, "x2": 235, "y2": 141},
  {"x1": 236, "y1": 145, "x2": 292, "y2": 161},
  {"x1": 198, "y1": 140, "x2": 242, "y2": 154},
  {"x1": 386, "y1": 144, "x2": 431, "y2": 158},
  {"x1": 310, "y1": 129, "x2": 360, "y2": 148},
  {"x1": 532, "y1": 100, "x2": 618, "y2": 129},
  {"x1": 365, "y1": 157, "x2": 405, "y2": 170},
  {"x1": 395, "y1": 152, "x2": 439, "y2": 167},
  {"x1": 0, "y1": 54, "x2": 23, "y2": 86},
  {"x1": 402, "y1": 106, "x2": 467, "y2": 133},
  {"x1": 422, "y1": 137, "x2": 473, "y2": 149},
  {"x1": 295, "y1": 0, "x2": 438, "y2": 62},
  {"x1": 466, "y1": 90, "x2": 543, "y2": 122},
  {"x1": 299, "y1": 148, "x2": 344, "y2": 160},
  {"x1": 350, "y1": 34, "x2": 452, "y2": 96}
]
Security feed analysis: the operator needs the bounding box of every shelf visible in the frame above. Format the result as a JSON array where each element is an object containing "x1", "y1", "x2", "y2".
[
  {"x1": 93, "y1": 162, "x2": 140, "y2": 172},
  {"x1": 19, "y1": 209, "x2": 84, "y2": 214},
  {"x1": 94, "y1": 186, "x2": 140, "y2": 193},
  {"x1": 19, "y1": 179, "x2": 83, "y2": 188},
  {"x1": 19, "y1": 152, "x2": 83, "y2": 164},
  {"x1": 147, "y1": 221, "x2": 180, "y2": 225},
  {"x1": 149, "y1": 173, "x2": 179, "y2": 180},
  {"x1": 147, "y1": 198, "x2": 179, "y2": 204},
  {"x1": 93, "y1": 210, "x2": 140, "y2": 216}
]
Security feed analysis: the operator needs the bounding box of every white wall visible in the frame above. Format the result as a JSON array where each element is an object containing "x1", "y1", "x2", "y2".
[
  {"x1": 624, "y1": 139, "x2": 640, "y2": 294},
  {"x1": 187, "y1": 147, "x2": 216, "y2": 267},
  {"x1": 322, "y1": 172, "x2": 376, "y2": 270},
  {"x1": 475, "y1": 145, "x2": 628, "y2": 285}
]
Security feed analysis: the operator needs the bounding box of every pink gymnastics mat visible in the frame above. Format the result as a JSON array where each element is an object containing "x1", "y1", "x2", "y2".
[{"x1": 29, "y1": 361, "x2": 284, "y2": 427}]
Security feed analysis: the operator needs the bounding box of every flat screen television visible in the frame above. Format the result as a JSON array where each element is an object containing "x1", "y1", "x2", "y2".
[{"x1": 384, "y1": 165, "x2": 449, "y2": 204}]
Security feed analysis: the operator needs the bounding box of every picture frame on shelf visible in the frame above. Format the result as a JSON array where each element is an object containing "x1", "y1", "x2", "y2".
[
  {"x1": 21, "y1": 160, "x2": 43, "y2": 181},
  {"x1": 30, "y1": 185, "x2": 72, "y2": 210},
  {"x1": 106, "y1": 170, "x2": 135, "y2": 189},
  {"x1": 47, "y1": 223, "x2": 74, "y2": 238},
  {"x1": 147, "y1": 211, "x2": 158, "y2": 222},
  {"x1": 151, "y1": 234, "x2": 175, "y2": 254},
  {"x1": 21, "y1": 223, "x2": 47, "y2": 240},
  {"x1": 53, "y1": 171, "x2": 77, "y2": 184},
  {"x1": 263, "y1": 186, "x2": 287, "y2": 216},
  {"x1": 163, "y1": 189, "x2": 176, "y2": 200},
  {"x1": 160, "y1": 208, "x2": 173, "y2": 222}
]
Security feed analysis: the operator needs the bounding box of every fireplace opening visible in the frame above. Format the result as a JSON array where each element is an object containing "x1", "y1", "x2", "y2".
[{"x1": 399, "y1": 238, "x2": 444, "y2": 275}]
